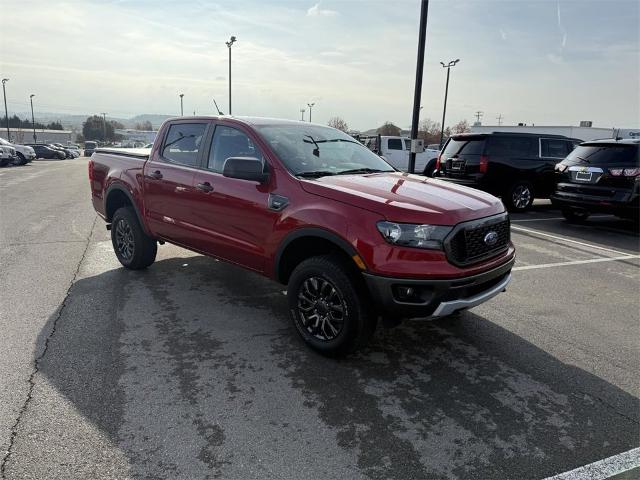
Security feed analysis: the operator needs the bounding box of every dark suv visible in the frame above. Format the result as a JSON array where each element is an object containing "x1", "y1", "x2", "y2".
[
  {"x1": 551, "y1": 139, "x2": 639, "y2": 222},
  {"x1": 434, "y1": 132, "x2": 581, "y2": 211}
]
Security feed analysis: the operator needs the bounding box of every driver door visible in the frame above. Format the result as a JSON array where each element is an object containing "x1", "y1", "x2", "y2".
[{"x1": 189, "y1": 124, "x2": 279, "y2": 273}]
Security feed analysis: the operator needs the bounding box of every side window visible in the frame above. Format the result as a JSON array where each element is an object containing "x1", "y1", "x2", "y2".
[
  {"x1": 387, "y1": 138, "x2": 403, "y2": 150},
  {"x1": 488, "y1": 137, "x2": 535, "y2": 157},
  {"x1": 541, "y1": 139, "x2": 569, "y2": 158},
  {"x1": 161, "y1": 123, "x2": 206, "y2": 167},
  {"x1": 208, "y1": 125, "x2": 263, "y2": 172}
]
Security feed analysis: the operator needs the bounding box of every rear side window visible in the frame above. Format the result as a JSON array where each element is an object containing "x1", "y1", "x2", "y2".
[
  {"x1": 565, "y1": 144, "x2": 639, "y2": 165},
  {"x1": 161, "y1": 123, "x2": 206, "y2": 167},
  {"x1": 443, "y1": 137, "x2": 485, "y2": 156},
  {"x1": 387, "y1": 138, "x2": 403, "y2": 150},
  {"x1": 541, "y1": 138, "x2": 571, "y2": 158},
  {"x1": 488, "y1": 137, "x2": 536, "y2": 157}
]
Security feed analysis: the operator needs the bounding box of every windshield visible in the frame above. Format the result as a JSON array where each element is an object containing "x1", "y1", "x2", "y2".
[
  {"x1": 563, "y1": 144, "x2": 639, "y2": 166},
  {"x1": 0, "y1": 138, "x2": 10, "y2": 146},
  {"x1": 256, "y1": 124, "x2": 395, "y2": 176},
  {"x1": 85, "y1": 142, "x2": 96, "y2": 148}
]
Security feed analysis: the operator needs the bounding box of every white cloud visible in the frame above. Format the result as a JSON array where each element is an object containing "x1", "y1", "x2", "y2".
[
  {"x1": 307, "y1": 3, "x2": 338, "y2": 17},
  {"x1": 499, "y1": 28, "x2": 507, "y2": 41}
]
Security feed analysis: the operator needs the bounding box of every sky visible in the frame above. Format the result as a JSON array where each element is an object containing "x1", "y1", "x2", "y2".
[{"x1": 1, "y1": 0, "x2": 639, "y2": 130}]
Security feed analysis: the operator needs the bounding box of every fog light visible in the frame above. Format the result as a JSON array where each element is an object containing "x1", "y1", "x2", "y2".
[{"x1": 398, "y1": 287, "x2": 414, "y2": 298}]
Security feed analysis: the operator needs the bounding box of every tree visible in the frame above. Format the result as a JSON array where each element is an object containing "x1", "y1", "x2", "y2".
[
  {"x1": 47, "y1": 121, "x2": 64, "y2": 130},
  {"x1": 76, "y1": 133, "x2": 85, "y2": 143},
  {"x1": 135, "y1": 120, "x2": 153, "y2": 131},
  {"x1": 328, "y1": 116, "x2": 349, "y2": 132},
  {"x1": 451, "y1": 120, "x2": 470, "y2": 135},
  {"x1": 82, "y1": 115, "x2": 114, "y2": 141},
  {"x1": 418, "y1": 119, "x2": 442, "y2": 145},
  {"x1": 377, "y1": 122, "x2": 401, "y2": 136}
]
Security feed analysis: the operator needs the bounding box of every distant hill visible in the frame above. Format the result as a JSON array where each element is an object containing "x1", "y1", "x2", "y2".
[
  {"x1": 127, "y1": 114, "x2": 173, "y2": 129},
  {"x1": 7, "y1": 111, "x2": 175, "y2": 130}
]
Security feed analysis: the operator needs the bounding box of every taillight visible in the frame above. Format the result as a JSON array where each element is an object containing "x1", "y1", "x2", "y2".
[
  {"x1": 556, "y1": 163, "x2": 568, "y2": 172},
  {"x1": 88, "y1": 159, "x2": 94, "y2": 181},
  {"x1": 609, "y1": 167, "x2": 640, "y2": 177},
  {"x1": 435, "y1": 154, "x2": 442, "y2": 171},
  {"x1": 479, "y1": 155, "x2": 489, "y2": 174}
]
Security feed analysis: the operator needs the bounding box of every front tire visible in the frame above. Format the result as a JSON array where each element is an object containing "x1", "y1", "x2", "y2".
[
  {"x1": 505, "y1": 181, "x2": 534, "y2": 211},
  {"x1": 111, "y1": 207, "x2": 157, "y2": 269},
  {"x1": 287, "y1": 255, "x2": 376, "y2": 356}
]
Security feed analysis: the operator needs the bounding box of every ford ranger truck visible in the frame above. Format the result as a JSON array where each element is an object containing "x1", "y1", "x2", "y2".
[{"x1": 89, "y1": 117, "x2": 515, "y2": 355}]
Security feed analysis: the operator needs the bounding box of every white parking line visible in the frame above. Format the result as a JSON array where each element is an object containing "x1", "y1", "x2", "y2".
[
  {"x1": 514, "y1": 255, "x2": 640, "y2": 271},
  {"x1": 511, "y1": 225, "x2": 635, "y2": 257},
  {"x1": 542, "y1": 447, "x2": 640, "y2": 480},
  {"x1": 512, "y1": 215, "x2": 611, "y2": 223}
]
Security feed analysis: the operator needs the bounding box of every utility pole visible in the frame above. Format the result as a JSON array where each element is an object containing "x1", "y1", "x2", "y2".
[
  {"x1": 226, "y1": 35, "x2": 237, "y2": 115},
  {"x1": 438, "y1": 59, "x2": 460, "y2": 149},
  {"x1": 474, "y1": 111, "x2": 484, "y2": 124},
  {"x1": 496, "y1": 114, "x2": 503, "y2": 126},
  {"x1": 101, "y1": 113, "x2": 107, "y2": 142},
  {"x1": 409, "y1": 0, "x2": 429, "y2": 174},
  {"x1": 30, "y1": 94, "x2": 36, "y2": 142},
  {"x1": 2, "y1": 78, "x2": 9, "y2": 141},
  {"x1": 307, "y1": 102, "x2": 315, "y2": 123},
  {"x1": 179, "y1": 93, "x2": 184, "y2": 116},
  {"x1": 300, "y1": 108, "x2": 305, "y2": 121}
]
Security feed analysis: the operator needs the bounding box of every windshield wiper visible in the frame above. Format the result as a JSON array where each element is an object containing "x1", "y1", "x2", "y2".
[
  {"x1": 296, "y1": 170, "x2": 336, "y2": 178},
  {"x1": 337, "y1": 168, "x2": 390, "y2": 175},
  {"x1": 303, "y1": 135, "x2": 320, "y2": 157}
]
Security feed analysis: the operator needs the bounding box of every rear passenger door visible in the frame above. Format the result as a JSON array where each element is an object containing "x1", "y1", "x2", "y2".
[
  {"x1": 384, "y1": 138, "x2": 407, "y2": 170},
  {"x1": 485, "y1": 136, "x2": 538, "y2": 190},
  {"x1": 539, "y1": 138, "x2": 573, "y2": 194},
  {"x1": 143, "y1": 121, "x2": 209, "y2": 245}
]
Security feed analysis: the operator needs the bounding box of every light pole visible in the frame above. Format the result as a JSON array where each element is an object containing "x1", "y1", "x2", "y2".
[
  {"x1": 300, "y1": 108, "x2": 305, "y2": 121},
  {"x1": 438, "y1": 59, "x2": 460, "y2": 149},
  {"x1": 179, "y1": 93, "x2": 184, "y2": 116},
  {"x1": 307, "y1": 102, "x2": 315, "y2": 123},
  {"x1": 2, "y1": 78, "x2": 9, "y2": 141},
  {"x1": 409, "y1": 0, "x2": 429, "y2": 174},
  {"x1": 101, "y1": 113, "x2": 107, "y2": 142},
  {"x1": 226, "y1": 35, "x2": 237, "y2": 115},
  {"x1": 30, "y1": 94, "x2": 37, "y2": 142}
]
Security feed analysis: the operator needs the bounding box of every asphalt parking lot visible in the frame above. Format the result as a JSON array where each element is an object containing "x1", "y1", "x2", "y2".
[{"x1": 1, "y1": 158, "x2": 638, "y2": 479}]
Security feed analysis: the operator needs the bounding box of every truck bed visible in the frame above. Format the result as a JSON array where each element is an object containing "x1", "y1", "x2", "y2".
[{"x1": 94, "y1": 147, "x2": 151, "y2": 159}]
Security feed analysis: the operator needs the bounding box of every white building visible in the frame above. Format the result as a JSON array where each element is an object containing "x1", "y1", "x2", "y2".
[
  {"x1": 470, "y1": 124, "x2": 638, "y2": 142},
  {"x1": 3, "y1": 127, "x2": 73, "y2": 144}
]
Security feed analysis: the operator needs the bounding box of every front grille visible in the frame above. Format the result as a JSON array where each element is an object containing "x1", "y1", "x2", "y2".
[{"x1": 446, "y1": 215, "x2": 510, "y2": 266}]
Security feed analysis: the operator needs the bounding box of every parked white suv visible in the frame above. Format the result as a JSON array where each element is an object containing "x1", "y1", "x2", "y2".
[
  {"x1": 0, "y1": 138, "x2": 36, "y2": 165},
  {"x1": 361, "y1": 135, "x2": 440, "y2": 176}
]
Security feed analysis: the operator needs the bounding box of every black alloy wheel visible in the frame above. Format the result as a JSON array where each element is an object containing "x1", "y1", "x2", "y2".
[{"x1": 297, "y1": 276, "x2": 347, "y2": 341}]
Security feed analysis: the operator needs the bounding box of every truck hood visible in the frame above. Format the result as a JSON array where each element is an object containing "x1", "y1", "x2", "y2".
[{"x1": 299, "y1": 172, "x2": 504, "y2": 224}]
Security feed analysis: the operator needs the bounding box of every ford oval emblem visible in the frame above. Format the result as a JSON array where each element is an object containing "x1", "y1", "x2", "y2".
[{"x1": 484, "y1": 231, "x2": 499, "y2": 246}]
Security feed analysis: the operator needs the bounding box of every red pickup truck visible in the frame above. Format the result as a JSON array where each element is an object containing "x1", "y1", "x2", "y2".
[{"x1": 89, "y1": 116, "x2": 515, "y2": 355}]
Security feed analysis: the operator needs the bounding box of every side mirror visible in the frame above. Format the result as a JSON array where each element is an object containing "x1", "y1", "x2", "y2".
[{"x1": 222, "y1": 157, "x2": 269, "y2": 183}]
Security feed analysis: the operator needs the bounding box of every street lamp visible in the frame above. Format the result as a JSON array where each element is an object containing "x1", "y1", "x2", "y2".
[
  {"x1": 2, "y1": 78, "x2": 9, "y2": 141},
  {"x1": 30, "y1": 94, "x2": 37, "y2": 142},
  {"x1": 226, "y1": 35, "x2": 237, "y2": 115},
  {"x1": 408, "y1": 0, "x2": 429, "y2": 174},
  {"x1": 179, "y1": 93, "x2": 184, "y2": 116},
  {"x1": 438, "y1": 59, "x2": 460, "y2": 149},
  {"x1": 307, "y1": 102, "x2": 315, "y2": 123}
]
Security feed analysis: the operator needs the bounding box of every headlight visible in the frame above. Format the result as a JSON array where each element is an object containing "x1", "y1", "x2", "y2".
[{"x1": 376, "y1": 221, "x2": 452, "y2": 250}]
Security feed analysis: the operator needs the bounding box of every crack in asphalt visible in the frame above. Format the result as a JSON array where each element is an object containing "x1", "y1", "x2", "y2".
[{"x1": 0, "y1": 216, "x2": 98, "y2": 479}]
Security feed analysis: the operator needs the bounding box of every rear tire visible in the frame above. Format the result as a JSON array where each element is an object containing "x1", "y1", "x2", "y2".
[
  {"x1": 504, "y1": 181, "x2": 534, "y2": 212},
  {"x1": 111, "y1": 207, "x2": 157, "y2": 269},
  {"x1": 562, "y1": 208, "x2": 590, "y2": 223},
  {"x1": 15, "y1": 152, "x2": 27, "y2": 165},
  {"x1": 287, "y1": 255, "x2": 376, "y2": 356}
]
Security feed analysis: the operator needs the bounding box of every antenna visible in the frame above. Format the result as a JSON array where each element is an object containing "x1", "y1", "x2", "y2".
[
  {"x1": 474, "y1": 111, "x2": 484, "y2": 123},
  {"x1": 496, "y1": 114, "x2": 503, "y2": 126},
  {"x1": 213, "y1": 98, "x2": 224, "y2": 115}
]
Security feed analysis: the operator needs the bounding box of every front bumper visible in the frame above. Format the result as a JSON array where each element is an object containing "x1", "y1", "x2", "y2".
[{"x1": 363, "y1": 256, "x2": 514, "y2": 319}]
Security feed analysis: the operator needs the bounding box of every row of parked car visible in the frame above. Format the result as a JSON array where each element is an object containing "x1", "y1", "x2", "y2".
[
  {"x1": 358, "y1": 131, "x2": 638, "y2": 222},
  {"x1": 434, "y1": 132, "x2": 639, "y2": 222},
  {"x1": 0, "y1": 138, "x2": 83, "y2": 167}
]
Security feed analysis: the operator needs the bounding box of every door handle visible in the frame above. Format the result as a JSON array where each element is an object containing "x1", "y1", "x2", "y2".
[
  {"x1": 196, "y1": 182, "x2": 214, "y2": 192},
  {"x1": 149, "y1": 170, "x2": 163, "y2": 180}
]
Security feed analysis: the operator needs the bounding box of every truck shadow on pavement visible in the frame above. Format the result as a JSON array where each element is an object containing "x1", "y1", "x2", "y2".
[{"x1": 31, "y1": 254, "x2": 639, "y2": 480}]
